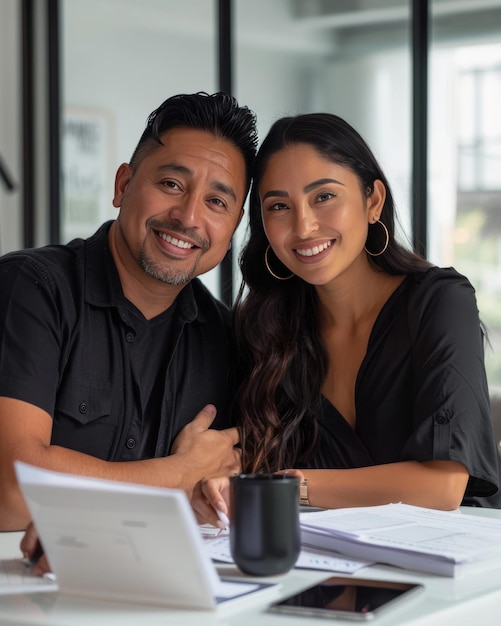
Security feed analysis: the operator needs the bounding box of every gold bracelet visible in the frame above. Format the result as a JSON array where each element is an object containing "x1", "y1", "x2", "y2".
[{"x1": 299, "y1": 478, "x2": 309, "y2": 506}]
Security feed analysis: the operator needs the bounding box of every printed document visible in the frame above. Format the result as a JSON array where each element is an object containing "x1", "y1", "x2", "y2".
[{"x1": 300, "y1": 503, "x2": 501, "y2": 576}]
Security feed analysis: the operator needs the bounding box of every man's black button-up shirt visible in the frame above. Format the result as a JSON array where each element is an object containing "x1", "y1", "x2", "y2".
[{"x1": 0, "y1": 222, "x2": 235, "y2": 461}]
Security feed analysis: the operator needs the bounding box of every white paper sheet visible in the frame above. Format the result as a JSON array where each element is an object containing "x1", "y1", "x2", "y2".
[{"x1": 202, "y1": 532, "x2": 371, "y2": 573}]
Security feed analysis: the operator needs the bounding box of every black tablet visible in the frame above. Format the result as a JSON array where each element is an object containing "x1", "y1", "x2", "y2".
[{"x1": 269, "y1": 576, "x2": 424, "y2": 621}]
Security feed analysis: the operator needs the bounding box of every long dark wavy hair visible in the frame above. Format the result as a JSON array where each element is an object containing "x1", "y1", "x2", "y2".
[{"x1": 235, "y1": 113, "x2": 432, "y2": 473}]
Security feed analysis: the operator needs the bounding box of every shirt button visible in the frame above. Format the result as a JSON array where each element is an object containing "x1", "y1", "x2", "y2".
[
  {"x1": 125, "y1": 332, "x2": 135, "y2": 343},
  {"x1": 435, "y1": 414, "x2": 450, "y2": 425},
  {"x1": 79, "y1": 403, "x2": 88, "y2": 414},
  {"x1": 126, "y1": 438, "x2": 136, "y2": 449}
]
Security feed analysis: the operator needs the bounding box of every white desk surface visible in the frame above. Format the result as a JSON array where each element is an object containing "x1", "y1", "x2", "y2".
[{"x1": 1, "y1": 507, "x2": 501, "y2": 626}]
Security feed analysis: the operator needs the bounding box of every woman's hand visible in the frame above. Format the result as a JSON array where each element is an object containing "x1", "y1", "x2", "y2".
[
  {"x1": 275, "y1": 468, "x2": 305, "y2": 481},
  {"x1": 191, "y1": 476, "x2": 231, "y2": 529}
]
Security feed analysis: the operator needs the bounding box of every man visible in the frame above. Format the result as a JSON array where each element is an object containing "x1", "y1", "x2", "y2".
[{"x1": 0, "y1": 92, "x2": 258, "y2": 532}]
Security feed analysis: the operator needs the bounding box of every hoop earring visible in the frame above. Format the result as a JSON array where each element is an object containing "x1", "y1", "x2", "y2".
[
  {"x1": 265, "y1": 245, "x2": 294, "y2": 281},
  {"x1": 364, "y1": 220, "x2": 389, "y2": 257}
]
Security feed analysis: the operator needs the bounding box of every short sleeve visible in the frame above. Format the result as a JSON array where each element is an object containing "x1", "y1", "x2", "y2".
[
  {"x1": 0, "y1": 253, "x2": 70, "y2": 415},
  {"x1": 403, "y1": 268, "x2": 500, "y2": 502}
]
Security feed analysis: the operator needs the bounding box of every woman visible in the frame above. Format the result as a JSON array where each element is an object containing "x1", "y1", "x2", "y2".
[{"x1": 194, "y1": 113, "x2": 501, "y2": 526}]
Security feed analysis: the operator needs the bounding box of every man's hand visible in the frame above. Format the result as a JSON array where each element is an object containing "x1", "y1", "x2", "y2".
[
  {"x1": 1, "y1": 401, "x2": 240, "y2": 531},
  {"x1": 20, "y1": 522, "x2": 51, "y2": 576},
  {"x1": 171, "y1": 404, "x2": 241, "y2": 486}
]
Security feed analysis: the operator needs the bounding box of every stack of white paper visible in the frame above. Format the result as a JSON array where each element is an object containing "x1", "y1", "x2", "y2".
[{"x1": 300, "y1": 503, "x2": 501, "y2": 577}]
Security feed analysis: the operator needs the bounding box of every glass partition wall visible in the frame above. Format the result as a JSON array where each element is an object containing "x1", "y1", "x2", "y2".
[
  {"x1": 61, "y1": 0, "x2": 219, "y2": 292},
  {"x1": 428, "y1": 2, "x2": 501, "y2": 411},
  {"x1": 60, "y1": 0, "x2": 501, "y2": 400}
]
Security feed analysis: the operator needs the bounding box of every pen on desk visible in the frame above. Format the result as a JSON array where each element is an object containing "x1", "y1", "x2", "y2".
[{"x1": 216, "y1": 509, "x2": 230, "y2": 534}]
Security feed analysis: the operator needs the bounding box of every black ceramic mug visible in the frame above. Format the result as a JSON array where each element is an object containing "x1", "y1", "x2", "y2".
[{"x1": 229, "y1": 473, "x2": 301, "y2": 576}]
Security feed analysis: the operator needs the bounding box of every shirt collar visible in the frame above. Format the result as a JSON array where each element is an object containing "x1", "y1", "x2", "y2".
[{"x1": 83, "y1": 221, "x2": 199, "y2": 324}]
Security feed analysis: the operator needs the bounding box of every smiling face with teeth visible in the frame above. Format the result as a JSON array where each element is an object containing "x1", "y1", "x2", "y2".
[
  {"x1": 259, "y1": 143, "x2": 384, "y2": 287},
  {"x1": 110, "y1": 127, "x2": 246, "y2": 307}
]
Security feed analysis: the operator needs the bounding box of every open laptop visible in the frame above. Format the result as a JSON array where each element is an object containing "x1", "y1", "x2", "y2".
[{"x1": 14, "y1": 462, "x2": 279, "y2": 610}]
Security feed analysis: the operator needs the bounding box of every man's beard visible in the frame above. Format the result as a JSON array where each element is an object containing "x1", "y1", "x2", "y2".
[
  {"x1": 139, "y1": 247, "x2": 201, "y2": 286},
  {"x1": 137, "y1": 218, "x2": 210, "y2": 286}
]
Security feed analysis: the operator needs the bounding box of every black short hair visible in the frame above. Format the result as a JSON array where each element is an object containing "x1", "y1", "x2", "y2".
[{"x1": 130, "y1": 92, "x2": 258, "y2": 196}]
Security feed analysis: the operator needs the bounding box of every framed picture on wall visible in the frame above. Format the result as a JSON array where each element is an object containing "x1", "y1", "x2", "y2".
[{"x1": 62, "y1": 107, "x2": 115, "y2": 242}]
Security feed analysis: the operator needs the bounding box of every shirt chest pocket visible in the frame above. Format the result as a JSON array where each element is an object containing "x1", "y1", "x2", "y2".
[
  {"x1": 56, "y1": 380, "x2": 112, "y2": 424},
  {"x1": 51, "y1": 379, "x2": 116, "y2": 460}
]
